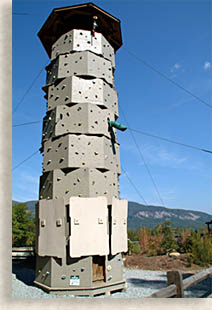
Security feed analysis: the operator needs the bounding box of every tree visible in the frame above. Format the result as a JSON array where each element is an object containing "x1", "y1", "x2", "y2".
[
  {"x1": 190, "y1": 231, "x2": 212, "y2": 266},
  {"x1": 12, "y1": 203, "x2": 35, "y2": 246},
  {"x1": 139, "y1": 227, "x2": 150, "y2": 254},
  {"x1": 158, "y1": 221, "x2": 177, "y2": 254},
  {"x1": 128, "y1": 229, "x2": 140, "y2": 241}
]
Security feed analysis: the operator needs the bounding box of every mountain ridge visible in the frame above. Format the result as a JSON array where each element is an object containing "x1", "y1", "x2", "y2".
[
  {"x1": 12, "y1": 200, "x2": 212, "y2": 231},
  {"x1": 128, "y1": 201, "x2": 212, "y2": 230}
]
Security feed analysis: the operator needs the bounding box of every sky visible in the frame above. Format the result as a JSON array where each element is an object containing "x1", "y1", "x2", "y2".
[{"x1": 12, "y1": 0, "x2": 212, "y2": 215}]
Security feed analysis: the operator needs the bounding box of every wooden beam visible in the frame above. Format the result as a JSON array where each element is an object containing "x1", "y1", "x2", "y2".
[
  {"x1": 167, "y1": 270, "x2": 184, "y2": 298},
  {"x1": 147, "y1": 266, "x2": 212, "y2": 298},
  {"x1": 183, "y1": 266, "x2": 212, "y2": 290},
  {"x1": 146, "y1": 283, "x2": 176, "y2": 298}
]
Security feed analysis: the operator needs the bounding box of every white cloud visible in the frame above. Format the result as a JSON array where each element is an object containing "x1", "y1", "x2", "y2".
[
  {"x1": 137, "y1": 144, "x2": 188, "y2": 169},
  {"x1": 13, "y1": 170, "x2": 39, "y2": 201},
  {"x1": 121, "y1": 138, "x2": 205, "y2": 172},
  {"x1": 169, "y1": 77, "x2": 212, "y2": 109},
  {"x1": 174, "y1": 63, "x2": 181, "y2": 70},
  {"x1": 171, "y1": 63, "x2": 183, "y2": 73},
  {"x1": 203, "y1": 61, "x2": 212, "y2": 70},
  {"x1": 121, "y1": 140, "x2": 189, "y2": 169}
]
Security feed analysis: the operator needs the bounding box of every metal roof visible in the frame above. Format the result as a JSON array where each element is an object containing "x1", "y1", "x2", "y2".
[{"x1": 38, "y1": 2, "x2": 122, "y2": 57}]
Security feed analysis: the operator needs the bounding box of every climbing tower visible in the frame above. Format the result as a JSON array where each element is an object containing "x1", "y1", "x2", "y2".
[{"x1": 34, "y1": 3, "x2": 128, "y2": 296}]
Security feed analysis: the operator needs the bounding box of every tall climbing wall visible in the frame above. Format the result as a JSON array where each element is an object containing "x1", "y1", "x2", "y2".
[{"x1": 34, "y1": 3, "x2": 128, "y2": 296}]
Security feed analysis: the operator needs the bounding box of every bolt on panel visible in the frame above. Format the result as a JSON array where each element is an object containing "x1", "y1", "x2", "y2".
[
  {"x1": 39, "y1": 168, "x2": 119, "y2": 204},
  {"x1": 51, "y1": 29, "x2": 115, "y2": 68},
  {"x1": 37, "y1": 198, "x2": 66, "y2": 258},
  {"x1": 111, "y1": 197, "x2": 128, "y2": 255},
  {"x1": 35, "y1": 256, "x2": 93, "y2": 289},
  {"x1": 42, "y1": 103, "x2": 117, "y2": 145},
  {"x1": 69, "y1": 197, "x2": 109, "y2": 258},
  {"x1": 51, "y1": 256, "x2": 93, "y2": 288},
  {"x1": 105, "y1": 253, "x2": 124, "y2": 283},
  {"x1": 46, "y1": 76, "x2": 119, "y2": 116},
  {"x1": 42, "y1": 134, "x2": 121, "y2": 173},
  {"x1": 46, "y1": 51, "x2": 113, "y2": 86},
  {"x1": 35, "y1": 256, "x2": 52, "y2": 287}
]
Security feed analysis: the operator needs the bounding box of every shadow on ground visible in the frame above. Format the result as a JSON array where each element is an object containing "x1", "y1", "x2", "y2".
[
  {"x1": 12, "y1": 258, "x2": 36, "y2": 286},
  {"x1": 12, "y1": 260, "x2": 212, "y2": 298},
  {"x1": 127, "y1": 273, "x2": 212, "y2": 298}
]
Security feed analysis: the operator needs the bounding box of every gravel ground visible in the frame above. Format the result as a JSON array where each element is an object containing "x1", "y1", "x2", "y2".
[{"x1": 12, "y1": 260, "x2": 212, "y2": 299}]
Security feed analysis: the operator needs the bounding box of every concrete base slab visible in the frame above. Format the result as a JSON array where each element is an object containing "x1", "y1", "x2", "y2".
[{"x1": 34, "y1": 280, "x2": 126, "y2": 297}]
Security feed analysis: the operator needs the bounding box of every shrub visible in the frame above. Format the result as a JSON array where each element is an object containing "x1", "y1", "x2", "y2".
[
  {"x1": 128, "y1": 229, "x2": 140, "y2": 241},
  {"x1": 12, "y1": 203, "x2": 35, "y2": 247},
  {"x1": 191, "y1": 232, "x2": 212, "y2": 266},
  {"x1": 128, "y1": 223, "x2": 212, "y2": 267}
]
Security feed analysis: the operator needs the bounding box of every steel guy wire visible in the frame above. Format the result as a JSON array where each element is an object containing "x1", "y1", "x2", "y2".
[
  {"x1": 13, "y1": 13, "x2": 43, "y2": 16},
  {"x1": 12, "y1": 146, "x2": 148, "y2": 207},
  {"x1": 12, "y1": 120, "x2": 212, "y2": 154},
  {"x1": 12, "y1": 150, "x2": 40, "y2": 171},
  {"x1": 128, "y1": 128, "x2": 212, "y2": 154},
  {"x1": 13, "y1": 121, "x2": 41, "y2": 127},
  {"x1": 13, "y1": 61, "x2": 48, "y2": 115},
  {"x1": 120, "y1": 107, "x2": 165, "y2": 207},
  {"x1": 122, "y1": 167, "x2": 148, "y2": 206},
  {"x1": 123, "y1": 47, "x2": 212, "y2": 109}
]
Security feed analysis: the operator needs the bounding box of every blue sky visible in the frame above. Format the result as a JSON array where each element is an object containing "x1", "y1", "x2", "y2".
[{"x1": 12, "y1": 0, "x2": 212, "y2": 215}]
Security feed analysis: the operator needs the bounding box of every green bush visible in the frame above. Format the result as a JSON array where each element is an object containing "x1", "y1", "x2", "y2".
[
  {"x1": 128, "y1": 229, "x2": 140, "y2": 241},
  {"x1": 127, "y1": 223, "x2": 212, "y2": 267},
  {"x1": 156, "y1": 221, "x2": 177, "y2": 254},
  {"x1": 12, "y1": 203, "x2": 35, "y2": 247},
  {"x1": 128, "y1": 240, "x2": 141, "y2": 254},
  {"x1": 191, "y1": 232, "x2": 212, "y2": 266}
]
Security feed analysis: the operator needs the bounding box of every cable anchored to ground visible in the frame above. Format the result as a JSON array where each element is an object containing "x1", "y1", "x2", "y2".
[
  {"x1": 120, "y1": 107, "x2": 165, "y2": 207},
  {"x1": 124, "y1": 47, "x2": 212, "y2": 109},
  {"x1": 12, "y1": 150, "x2": 40, "y2": 171},
  {"x1": 128, "y1": 128, "x2": 212, "y2": 154},
  {"x1": 12, "y1": 119, "x2": 212, "y2": 154},
  {"x1": 122, "y1": 167, "x2": 148, "y2": 206},
  {"x1": 13, "y1": 61, "x2": 48, "y2": 115},
  {"x1": 13, "y1": 121, "x2": 41, "y2": 127}
]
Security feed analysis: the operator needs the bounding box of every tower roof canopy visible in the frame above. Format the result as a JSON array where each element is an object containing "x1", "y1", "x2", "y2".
[{"x1": 38, "y1": 2, "x2": 122, "y2": 57}]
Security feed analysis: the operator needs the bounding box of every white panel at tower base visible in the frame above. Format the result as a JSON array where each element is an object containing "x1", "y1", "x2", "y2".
[
  {"x1": 69, "y1": 196, "x2": 109, "y2": 258},
  {"x1": 111, "y1": 197, "x2": 128, "y2": 255}
]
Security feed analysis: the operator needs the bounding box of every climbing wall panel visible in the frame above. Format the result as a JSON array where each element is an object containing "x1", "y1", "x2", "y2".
[
  {"x1": 37, "y1": 198, "x2": 66, "y2": 258},
  {"x1": 41, "y1": 103, "x2": 116, "y2": 146},
  {"x1": 44, "y1": 76, "x2": 118, "y2": 116},
  {"x1": 42, "y1": 134, "x2": 121, "y2": 173},
  {"x1": 46, "y1": 51, "x2": 113, "y2": 86},
  {"x1": 39, "y1": 168, "x2": 120, "y2": 204},
  {"x1": 51, "y1": 29, "x2": 115, "y2": 67}
]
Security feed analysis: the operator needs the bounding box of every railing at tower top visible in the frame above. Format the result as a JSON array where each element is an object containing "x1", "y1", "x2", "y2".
[{"x1": 147, "y1": 267, "x2": 212, "y2": 298}]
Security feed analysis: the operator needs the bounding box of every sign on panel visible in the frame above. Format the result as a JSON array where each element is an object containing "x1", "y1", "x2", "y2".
[
  {"x1": 38, "y1": 198, "x2": 66, "y2": 258},
  {"x1": 111, "y1": 197, "x2": 128, "y2": 255},
  {"x1": 69, "y1": 197, "x2": 109, "y2": 258}
]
